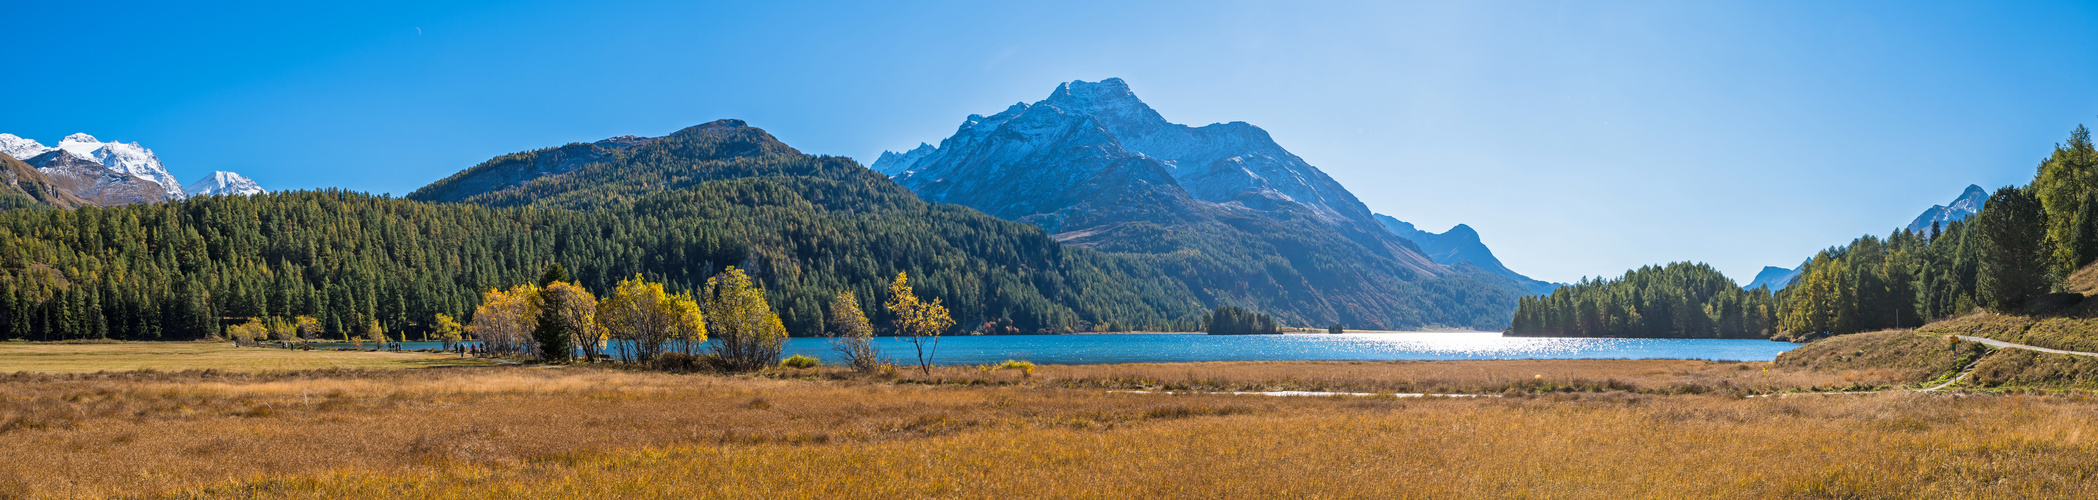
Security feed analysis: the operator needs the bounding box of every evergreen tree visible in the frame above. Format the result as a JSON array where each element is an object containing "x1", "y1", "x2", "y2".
[
  {"x1": 532, "y1": 264, "x2": 579, "y2": 362},
  {"x1": 1975, "y1": 186, "x2": 2052, "y2": 311}
]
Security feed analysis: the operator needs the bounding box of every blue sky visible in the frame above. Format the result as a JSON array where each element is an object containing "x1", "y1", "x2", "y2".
[{"x1": 5, "y1": 1, "x2": 2096, "y2": 284}]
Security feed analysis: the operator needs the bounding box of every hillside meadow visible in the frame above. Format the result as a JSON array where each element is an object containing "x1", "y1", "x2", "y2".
[{"x1": 2, "y1": 346, "x2": 2096, "y2": 498}]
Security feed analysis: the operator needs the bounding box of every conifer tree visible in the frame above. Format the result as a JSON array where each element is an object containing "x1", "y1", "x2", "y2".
[{"x1": 1976, "y1": 186, "x2": 2051, "y2": 311}]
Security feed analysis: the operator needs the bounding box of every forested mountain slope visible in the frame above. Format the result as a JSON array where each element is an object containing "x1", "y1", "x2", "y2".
[{"x1": 0, "y1": 121, "x2": 1210, "y2": 341}]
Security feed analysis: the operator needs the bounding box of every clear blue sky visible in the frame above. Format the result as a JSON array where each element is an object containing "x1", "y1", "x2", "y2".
[{"x1": 5, "y1": 1, "x2": 2097, "y2": 284}]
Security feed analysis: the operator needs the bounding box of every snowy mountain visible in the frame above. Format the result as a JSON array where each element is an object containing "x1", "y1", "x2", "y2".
[
  {"x1": 1744, "y1": 265, "x2": 1803, "y2": 291},
  {"x1": 0, "y1": 133, "x2": 185, "y2": 200},
  {"x1": 1376, "y1": 214, "x2": 1558, "y2": 295},
  {"x1": 184, "y1": 171, "x2": 266, "y2": 197},
  {"x1": 1907, "y1": 184, "x2": 1988, "y2": 236},
  {"x1": 870, "y1": 78, "x2": 1526, "y2": 330},
  {"x1": 57, "y1": 134, "x2": 184, "y2": 200},
  {"x1": 874, "y1": 78, "x2": 1381, "y2": 228},
  {"x1": 0, "y1": 134, "x2": 50, "y2": 161},
  {"x1": 23, "y1": 150, "x2": 170, "y2": 206}
]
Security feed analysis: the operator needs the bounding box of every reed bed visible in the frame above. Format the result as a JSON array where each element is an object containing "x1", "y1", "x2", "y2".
[{"x1": 3, "y1": 366, "x2": 2096, "y2": 498}]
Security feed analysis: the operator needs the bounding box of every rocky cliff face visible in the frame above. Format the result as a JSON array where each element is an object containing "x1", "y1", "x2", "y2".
[
  {"x1": 0, "y1": 152, "x2": 88, "y2": 210},
  {"x1": 23, "y1": 150, "x2": 171, "y2": 206}
]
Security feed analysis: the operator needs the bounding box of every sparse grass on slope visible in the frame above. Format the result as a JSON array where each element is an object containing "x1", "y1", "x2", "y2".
[
  {"x1": 1916, "y1": 309, "x2": 2098, "y2": 354},
  {"x1": 1969, "y1": 349, "x2": 2098, "y2": 390},
  {"x1": 1911, "y1": 260, "x2": 2098, "y2": 353},
  {"x1": 1774, "y1": 330, "x2": 1989, "y2": 388}
]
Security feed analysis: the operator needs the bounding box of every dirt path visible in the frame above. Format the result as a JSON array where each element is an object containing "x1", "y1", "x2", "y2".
[{"x1": 1946, "y1": 335, "x2": 2098, "y2": 358}]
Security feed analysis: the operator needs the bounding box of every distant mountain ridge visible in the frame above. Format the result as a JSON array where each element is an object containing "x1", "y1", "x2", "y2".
[
  {"x1": 870, "y1": 78, "x2": 1525, "y2": 330},
  {"x1": 0, "y1": 133, "x2": 267, "y2": 206},
  {"x1": 1745, "y1": 184, "x2": 1986, "y2": 290},
  {"x1": 402, "y1": 118, "x2": 1211, "y2": 334},
  {"x1": 1744, "y1": 265, "x2": 1803, "y2": 291},
  {"x1": 22, "y1": 150, "x2": 170, "y2": 205},
  {"x1": 185, "y1": 171, "x2": 267, "y2": 197},
  {"x1": 1376, "y1": 214, "x2": 1559, "y2": 295}
]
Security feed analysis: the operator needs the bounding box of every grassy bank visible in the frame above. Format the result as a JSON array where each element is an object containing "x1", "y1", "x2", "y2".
[
  {"x1": 4, "y1": 367, "x2": 2095, "y2": 498},
  {"x1": 855, "y1": 358, "x2": 1903, "y2": 395},
  {"x1": 0, "y1": 342, "x2": 502, "y2": 373}
]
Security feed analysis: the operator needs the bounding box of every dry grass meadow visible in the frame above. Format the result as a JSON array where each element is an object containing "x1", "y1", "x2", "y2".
[
  {"x1": 3, "y1": 349, "x2": 2097, "y2": 498},
  {"x1": 0, "y1": 342, "x2": 500, "y2": 373}
]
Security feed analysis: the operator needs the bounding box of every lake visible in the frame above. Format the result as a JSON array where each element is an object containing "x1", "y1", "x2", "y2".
[{"x1": 331, "y1": 331, "x2": 1801, "y2": 365}]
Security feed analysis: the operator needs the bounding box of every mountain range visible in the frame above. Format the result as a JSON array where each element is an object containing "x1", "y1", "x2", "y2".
[
  {"x1": 406, "y1": 119, "x2": 1208, "y2": 334},
  {"x1": 871, "y1": 78, "x2": 1539, "y2": 329},
  {"x1": 0, "y1": 133, "x2": 266, "y2": 208},
  {"x1": 1745, "y1": 184, "x2": 1987, "y2": 290}
]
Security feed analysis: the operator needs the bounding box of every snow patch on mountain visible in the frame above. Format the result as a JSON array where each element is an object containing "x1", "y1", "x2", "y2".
[
  {"x1": 53, "y1": 134, "x2": 183, "y2": 200},
  {"x1": 185, "y1": 171, "x2": 266, "y2": 197},
  {"x1": 870, "y1": 143, "x2": 935, "y2": 177},
  {"x1": 0, "y1": 134, "x2": 53, "y2": 161},
  {"x1": 875, "y1": 77, "x2": 1375, "y2": 227},
  {"x1": 1907, "y1": 184, "x2": 1988, "y2": 236}
]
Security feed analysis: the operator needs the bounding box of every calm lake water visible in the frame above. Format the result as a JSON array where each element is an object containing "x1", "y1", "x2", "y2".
[{"x1": 331, "y1": 332, "x2": 1800, "y2": 365}]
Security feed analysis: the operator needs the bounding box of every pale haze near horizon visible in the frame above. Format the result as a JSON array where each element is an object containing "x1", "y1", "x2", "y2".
[{"x1": 3, "y1": 1, "x2": 2095, "y2": 284}]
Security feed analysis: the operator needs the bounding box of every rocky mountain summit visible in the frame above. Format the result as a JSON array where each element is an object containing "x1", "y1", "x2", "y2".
[
  {"x1": 871, "y1": 78, "x2": 1526, "y2": 329},
  {"x1": 185, "y1": 171, "x2": 267, "y2": 197},
  {"x1": 22, "y1": 150, "x2": 171, "y2": 205},
  {"x1": 1376, "y1": 215, "x2": 1558, "y2": 295},
  {"x1": 1907, "y1": 184, "x2": 1988, "y2": 236},
  {"x1": 0, "y1": 133, "x2": 266, "y2": 206}
]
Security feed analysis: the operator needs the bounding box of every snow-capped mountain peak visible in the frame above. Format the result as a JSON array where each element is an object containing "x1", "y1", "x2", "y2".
[
  {"x1": 870, "y1": 143, "x2": 936, "y2": 177},
  {"x1": 184, "y1": 171, "x2": 266, "y2": 197},
  {"x1": 47, "y1": 133, "x2": 184, "y2": 200},
  {"x1": 1907, "y1": 184, "x2": 1988, "y2": 236},
  {"x1": 0, "y1": 133, "x2": 53, "y2": 161}
]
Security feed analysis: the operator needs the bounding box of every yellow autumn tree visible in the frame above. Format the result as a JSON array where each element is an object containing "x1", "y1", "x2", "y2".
[
  {"x1": 470, "y1": 283, "x2": 541, "y2": 357},
  {"x1": 703, "y1": 266, "x2": 786, "y2": 371},
  {"x1": 598, "y1": 274, "x2": 706, "y2": 362},
  {"x1": 266, "y1": 317, "x2": 297, "y2": 342},
  {"x1": 229, "y1": 318, "x2": 267, "y2": 345},
  {"x1": 828, "y1": 290, "x2": 881, "y2": 371},
  {"x1": 294, "y1": 315, "x2": 322, "y2": 342},
  {"x1": 432, "y1": 313, "x2": 466, "y2": 348},
  {"x1": 886, "y1": 272, "x2": 955, "y2": 375}
]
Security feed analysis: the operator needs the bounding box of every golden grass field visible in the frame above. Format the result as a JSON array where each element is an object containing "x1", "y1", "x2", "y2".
[
  {"x1": 2, "y1": 347, "x2": 2097, "y2": 499},
  {"x1": 0, "y1": 342, "x2": 501, "y2": 373}
]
